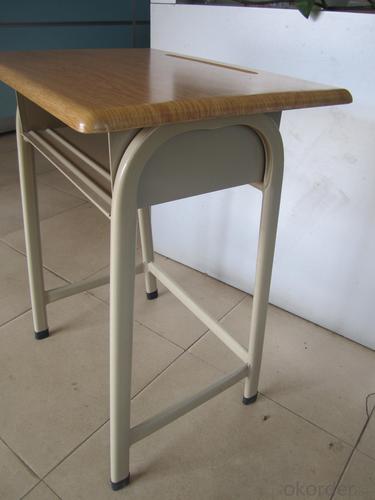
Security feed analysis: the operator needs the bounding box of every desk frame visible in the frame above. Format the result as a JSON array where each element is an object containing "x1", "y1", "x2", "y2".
[{"x1": 16, "y1": 109, "x2": 283, "y2": 490}]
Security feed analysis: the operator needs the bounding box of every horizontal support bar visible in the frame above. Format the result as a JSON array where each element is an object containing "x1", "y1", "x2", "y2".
[
  {"x1": 147, "y1": 262, "x2": 248, "y2": 363},
  {"x1": 130, "y1": 364, "x2": 248, "y2": 445},
  {"x1": 45, "y1": 274, "x2": 110, "y2": 303},
  {"x1": 45, "y1": 129, "x2": 111, "y2": 182},
  {"x1": 45, "y1": 263, "x2": 144, "y2": 303},
  {"x1": 27, "y1": 131, "x2": 112, "y2": 207}
]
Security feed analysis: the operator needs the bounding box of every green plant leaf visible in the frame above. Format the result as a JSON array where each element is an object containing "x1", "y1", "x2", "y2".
[{"x1": 295, "y1": 0, "x2": 315, "y2": 17}]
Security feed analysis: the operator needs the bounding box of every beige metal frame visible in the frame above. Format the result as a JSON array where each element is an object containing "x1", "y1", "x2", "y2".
[{"x1": 16, "y1": 109, "x2": 284, "y2": 490}]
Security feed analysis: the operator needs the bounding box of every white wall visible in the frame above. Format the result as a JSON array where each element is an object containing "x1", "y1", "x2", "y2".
[{"x1": 151, "y1": 3, "x2": 375, "y2": 348}]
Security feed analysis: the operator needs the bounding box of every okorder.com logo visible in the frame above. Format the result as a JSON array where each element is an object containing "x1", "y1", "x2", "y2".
[{"x1": 275, "y1": 481, "x2": 357, "y2": 498}]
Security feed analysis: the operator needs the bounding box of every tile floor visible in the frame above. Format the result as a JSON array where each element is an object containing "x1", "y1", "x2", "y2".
[{"x1": 0, "y1": 130, "x2": 374, "y2": 499}]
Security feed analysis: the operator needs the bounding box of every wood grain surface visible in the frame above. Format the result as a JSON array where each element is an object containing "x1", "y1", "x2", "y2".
[{"x1": 0, "y1": 49, "x2": 352, "y2": 133}]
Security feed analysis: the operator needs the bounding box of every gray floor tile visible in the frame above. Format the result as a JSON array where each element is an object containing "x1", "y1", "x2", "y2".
[
  {"x1": 332, "y1": 451, "x2": 375, "y2": 500},
  {"x1": 0, "y1": 293, "x2": 182, "y2": 477},
  {"x1": 0, "y1": 241, "x2": 63, "y2": 327},
  {"x1": 0, "y1": 181, "x2": 85, "y2": 238},
  {"x1": 0, "y1": 147, "x2": 55, "y2": 188},
  {"x1": 357, "y1": 408, "x2": 375, "y2": 460},
  {"x1": 91, "y1": 254, "x2": 245, "y2": 349},
  {"x1": 0, "y1": 131, "x2": 17, "y2": 153},
  {"x1": 37, "y1": 169, "x2": 87, "y2": 201},
  {"x1": 0, "y1": 129, "x2": 372, "y2": 499},
  {"x1": 4, "y1": 204, "x2": 109, "y2": 281},
  {"x1": 0, "y1": 150, "x2": 20, "y2": 186},
  {"x1": 22, "y1": 481, "x2": 60, "y2": 500},
  {"x1": 190, "y1": 296, "x2": 375, "y2": 446},
  {"x1": 0, "y1": 439, "x2": 38, "y2": 500},
  {"x1": 45, "y1": 353, "x2": 352, "y2": 500}
]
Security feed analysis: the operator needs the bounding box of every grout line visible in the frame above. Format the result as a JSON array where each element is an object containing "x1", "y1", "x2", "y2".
[
  {"x1": 0, "y1": 307, "x2": 32, "y2": 330},
  {"x1": 41, "y1": 480, "x2": 63, "y2": 500},
  {"x1": 1, "y1": 177, "x2": 372, "y2": 361},
  {"x1": 19, "y1": 480, "x2": 43, "y2": 500},
  {"x1": 36, "y1": 171, "x2": 87, "y2": 202},
  {"x1": 159, "y1": 255, "x2": 373, "y2": 354},
  {"x1": 0, "y1": 241, "x2": 109, "y2": 330},
  {"x1": 4, "y1": 295, "x2": 215, "y2": 485},
  {"x1": 32, "y1": 356, "x2": 369, "y2": 493},
  {"x1": 43, "y1": 199, "x2": 89, "y2": 219},
  {"x1": 0, "y1": 138, "x2": 16, "y2": 154},
  {"x1": 184, "y1": 348, "x2": 369, "y2": 459},
  {"x1": 0, "y1": 238, "x2": 31, "y2": 258},
  {"x1": 130, "y1": 294, "x2": 246, "y2": 403},
  {"x1": 186, "y1": 293, "x2": 248, "y2": 355},
  {"x1": 134, "y1": 285, "x2": 246, "y2": 353},
  {"x1": 78, "y1": 263, "x2": 109, "y2": 282},
  {"x1": 40, "y1": 350, "x2": 188, "y2": 483},
  {"x1": 132, "y1": 350, "x2": 187, "y2": 402},
  {"x1": 22, "y1": 326, "x2": 371, "y2": 493},
  {"x1": 85, "y1": 258, "x2": 247, "y2": 352},
  {"x1": 177, "y1": 288, "x2": 375, "y2": 457},
  {"x1": 267, "y1": 299, "x2": 375, "y2": 354},
  {"x1": 134, "y1": 318, "x2": 187, "y2": 351},
  {"x1": 259, "y1": 392, "x2": 356, "y2": 450},
  {"x1": 40, "y1": 419, "x2": 109, "y2": 482},
  {"x1": 0, "y1": 436, "x2": 40, "y2": 481},
  {"x1": 36, "y1": 186, "x2": 87, "y2": 213},
  {"x1": 355, "y1": 448, "x2": 375, "y2": 463},
  {"x1": 187, "y1": 348, "x2": 229, "y2": 375},
  {"x1": 37, "y1": 349, "x2": 219, "y2": 488},
  {"x1": 86, "y1": 290, "x2": 108, "y2": 305},
  {"x1": 329, "y1": 405, "x2": 375, "y2": 499},
  {"x1": 41, "y1": 352, "x2": 188, "y2": 481},
  {"x1": 81, "y1": 289, "x2": 112, "y2": 308},
  {"x1": 0, "y1": 239, "x2": 71, "y2": 288},
  {"x1": 0, "y1": 200, "x2": 88, "y2": 245},
  {"x1": 39, "y1": 341, "x2": 351, "y2": 488},
  {"x1": 184, "y1": 335, "x2": 371, "y2": 459},
  {"x1": 41, "y1": 268, "x2": 70, "y2": 284},
  {"x1": 36, "y1": 304, "x2": 197, "y2": 482},
  {"x1": 0, "y1": 237, "x2": 91, "y2": 287},
  {"x1": 4, "y1": 236, "x2": 370, "y2": 491}
]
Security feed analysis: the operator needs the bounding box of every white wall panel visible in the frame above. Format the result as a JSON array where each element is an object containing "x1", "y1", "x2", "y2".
[{"x1": 151, "y1": 4, "x2": 375, "y2": 348}]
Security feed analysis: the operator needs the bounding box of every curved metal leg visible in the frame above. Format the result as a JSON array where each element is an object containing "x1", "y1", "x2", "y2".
[
  {"x1": 107, "y1": 115, "x2": 283, "y2": 489},
  {"x1": 16, "y1": 109, "x2": 49, "y2": 339},
  {"x1": 109, "y1": 173, "x2": 138, "y2": 489},
  {"x1": 243, "y1": 181, "x2": 282, "y2": 403},
  {"x1": 138, "y1": 206, "x2": 158, "y2": 299},
  {"x1": 243, "y1": 122, "x2": 284, "y2": 404}
]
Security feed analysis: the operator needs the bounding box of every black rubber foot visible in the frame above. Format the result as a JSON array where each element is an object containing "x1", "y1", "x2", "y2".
[
  {"x1": 242, "y1": 393, "x2": 258, "y2": 405},
  {"x1": 34, "y1": 328, "x2": 49, "y2": 340},
  {"x1": 146, "y1": 289, "x2": 158, "y2": 300},
  {"x1": 111, "y1": 474, "x2": 130, "y2": 491}
]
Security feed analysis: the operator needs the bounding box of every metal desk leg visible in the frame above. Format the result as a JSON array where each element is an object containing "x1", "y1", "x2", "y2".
[
  {"x1": 138, "y1": 206, "x2": 158, "y2": 300},
  {"x1": 243, "y1": 124, "x2": 284, "y2": 404},
  {"x1": 108, "y1": 115, "x2": 283, "y2": 488},
  {"x1": 16, "y1": 109, "x2": 49, "y2": 340},
  {"x1": 109, "y1": 169, "x2": 138, "y2": 490}
]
